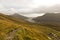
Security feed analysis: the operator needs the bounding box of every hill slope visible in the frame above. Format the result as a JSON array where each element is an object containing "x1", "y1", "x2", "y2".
[
  {"x1": 0, "y1": 13, "x2": 60, "y2": 40},
  {"x1": 33, "y1": 13, "x2": 60, "y2": 31}
]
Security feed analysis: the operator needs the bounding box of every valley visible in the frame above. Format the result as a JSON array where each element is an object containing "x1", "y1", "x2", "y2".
[{"x1": 0, "y1": 13, "x2": 60, "y2": 40}]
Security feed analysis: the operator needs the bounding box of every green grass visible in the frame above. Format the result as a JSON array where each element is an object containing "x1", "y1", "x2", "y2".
[{"x1": 0, "y1": 13, "x2": 60, "y2": 40}]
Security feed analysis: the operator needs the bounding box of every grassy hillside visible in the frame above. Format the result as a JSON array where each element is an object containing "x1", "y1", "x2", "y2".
[{"x1": 0, "y1": 13, "x2": 60, "y2": 40}]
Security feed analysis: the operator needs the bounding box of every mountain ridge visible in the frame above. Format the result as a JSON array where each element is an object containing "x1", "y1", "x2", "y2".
[{"x1": 33, "y1": 13, "x2": 60, "y2": 31}]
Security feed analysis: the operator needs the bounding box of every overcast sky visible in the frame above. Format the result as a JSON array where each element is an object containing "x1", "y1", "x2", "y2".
[
  {"x1": 0, "y1": 0, "x2": 60, "y2": 9},
  {"x1": 0, "y1": 0, "x2": 60, "y2": 17}
]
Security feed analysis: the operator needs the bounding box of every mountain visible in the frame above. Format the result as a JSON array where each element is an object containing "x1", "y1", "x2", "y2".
[
  {"x1": 11, "y1": 13, "x2": 28, "y2": 19},
  {"x1": 33, "y1": 13, "x2": 60, "y2": 31},
  {"x1": 0, "y1": 13, "x2": 60, "y2": 40}
]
